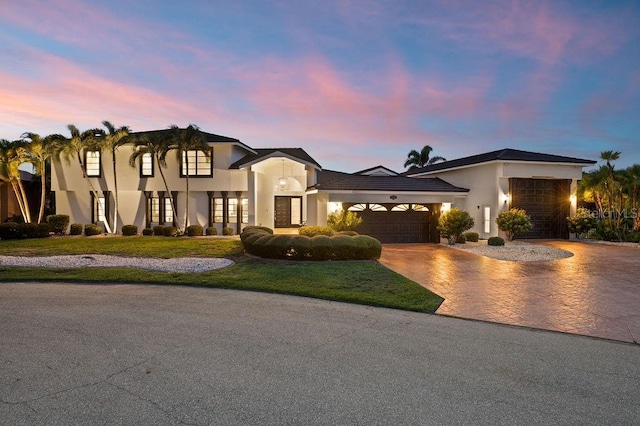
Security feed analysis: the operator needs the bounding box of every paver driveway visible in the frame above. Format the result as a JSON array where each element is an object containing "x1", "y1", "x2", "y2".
[{"x1": 380, "y1": 241, "x2": 640, "y2": 343}]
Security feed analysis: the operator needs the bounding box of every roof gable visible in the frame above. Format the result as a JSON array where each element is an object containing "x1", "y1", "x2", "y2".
[
  {"x1": 230, "y1": 148, "x2": 322, "y2": 170},
  {"x1": 354, "y1": 165, "x2": 399, "y2": 176}
]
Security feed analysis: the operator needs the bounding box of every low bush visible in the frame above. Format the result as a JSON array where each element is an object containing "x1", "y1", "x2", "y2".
[
  {"x1": 163, "y1": 226, "x2": 179, "y2": 237},
  {"x1": 46, "y1": 214, "x2": 70, "y2": 235},
  {"x1": 242, "y1": 226, "x2": 273, "y2": 234},
  {"x1": 463, "y1": 232, "x2": 479, "y2": 242},
  {"x1": 0, "y1": 223, "x2": 22, "y2": 240},
  {"x1": 222, "y1": 227, "x2": 234, "y2": 236},
  {"x1": 488, "y1": 236, "x2": 505, "y2": 246},
  {"x1": 205, "y1": 227, "x2": 218, "y2": 236},
  {"x1": 142, "y1": 228, "x2": 154, "y2": 236},
  {"x1": 438, "y1": 208, "x2": 475, "y2": 244},
  {"x1": 456, "y1": 235, "x2": 466, "y2": 244},
  {"x1": 34, "y1": 223, "x2": 51, "y2": 238},
  {"x1": 70, "y1": 223, "x2": 83, "y2": 235},
  {"x1": 84, "y1": 224, "x2": 102, "y2": 236},
  {"x1": 240, "y1": 227, "x2": 381, "y2": 260},
  {"x1": 186, "y1": 225, "x2": 203, "y2": 236},
  {"x1": 496, "y1": 208, "x2": 532, "y2": 240},
  {"x1": 121, "y1": 225, "x2": 138, "y2": 236},
  {"x1": 299, "y1": 226, "x2": 334, "y2": 237},
  {"x1": 336, "y1": 230, "x2": 358, "y2": 236},
  {"x1": 566, "y1": 207, "x2": 597, "y2": 238},
  {"x1": 327, "y1": 210, "x2": 362, "y2": 232},
  {"x1": 153, "y1": 225, "x2": 165, "y2": 236}
]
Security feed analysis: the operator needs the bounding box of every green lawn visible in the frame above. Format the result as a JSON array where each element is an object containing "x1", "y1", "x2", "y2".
[{"x1": 0, "y1": 237, "x2": 444, "y2": 313}]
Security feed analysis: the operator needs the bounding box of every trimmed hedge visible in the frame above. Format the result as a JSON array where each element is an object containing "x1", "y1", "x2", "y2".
[
  {"x1": 142, "y1": 228, "x2": 154, "y2": 236},
  {"x1": 153, "y1": 225, "x2": 165, "y2": 236},
  {"x1": 299, "y1": 226, "x2": 334, "y2": 237},
  {"x1": 456, "y1": 235, "x2": 467, "y2": 244},
  {"x1": 163, "y1": 226, "x2": 179, "y2": 237},
  {"x1": 241, "y1": 227, "x2": 381, "y2": 261},
  {"x1": 84, "y1": 224, "x2": 102, "y2": 236},
  {"x1": 70, "y1": 223, "x2": 83, "y2": 235},
  {"x1": 46, "y1": 214, "x2": 70, "y2": 235},
  {"x1": 121, "y1": 225, "x2": 138, "y2": 236},
  {"x1": 222, "y1": 227, "x2": 234, "y2": 236},
  {"x1": 464, "y1": 232, "x2": 479, "y2": 242},
  {"x1": 488, "y1": 236, "x2": 505, "y2": 246},
  {"x1": 205, "y1": 227, "x2": 218, "y2": 236},
  {"x1": 186, "y1": 225, "x2": 203, "y2": 236},
  {"x1": 0, "y1": 223, "x2": 50, "y2": 240}
]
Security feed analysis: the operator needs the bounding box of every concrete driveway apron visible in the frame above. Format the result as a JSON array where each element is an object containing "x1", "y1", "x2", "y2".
[{"x1": 379, "y1": 240, "x2": 640, "y2": 343}]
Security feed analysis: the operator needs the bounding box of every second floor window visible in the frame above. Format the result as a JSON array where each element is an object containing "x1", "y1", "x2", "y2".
[
  {"x1": 181, "y1": 149, "x2": 212, "y2": 177},
  {"x1": 85, "y1": 151, "x2": 101, "y2": 177},
  {"x1": 141, "y1": 153, "x2": 154, "y2": 177}
]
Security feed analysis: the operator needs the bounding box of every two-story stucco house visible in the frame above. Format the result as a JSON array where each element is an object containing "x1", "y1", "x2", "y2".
[{"x1": 50, "y1": 128, "x2": 595, "y2": 242}]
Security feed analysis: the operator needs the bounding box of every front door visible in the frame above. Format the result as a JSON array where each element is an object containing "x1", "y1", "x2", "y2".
[{"x1": 274, "y1": 196, "x2": 302, "y2": 228}]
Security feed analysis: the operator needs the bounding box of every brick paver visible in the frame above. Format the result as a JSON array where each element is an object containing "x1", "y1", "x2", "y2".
[{"x1": 379, "y1": 241, "x2": 640, "y2": 343}]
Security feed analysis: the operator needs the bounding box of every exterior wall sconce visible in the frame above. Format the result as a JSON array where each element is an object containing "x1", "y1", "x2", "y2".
[
  {"x1": 570, "y1": 194, "x2": 577, "y2": 203},
  {"x1": 502, "y1": 193, "x2": 511, "y2": 204},
  {"x1": 441, "y1": 202, "x2": 451, "y2": 213}
]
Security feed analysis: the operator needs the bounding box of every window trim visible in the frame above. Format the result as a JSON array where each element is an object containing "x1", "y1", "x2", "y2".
[
  {"x1": 180, "y1": 148, "x2": 213, "y2": 178},
  {"x1": 140, "y1": 152, "x2": 154, "y2": 178}
]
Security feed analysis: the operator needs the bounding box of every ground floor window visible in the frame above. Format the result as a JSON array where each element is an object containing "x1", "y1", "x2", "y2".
[
  {"x1": 94, "y1": 196, "x2": 106, "y2": 223},
  {"x1": 149, "y1": 195, "x2": 173, "y2": 225}
]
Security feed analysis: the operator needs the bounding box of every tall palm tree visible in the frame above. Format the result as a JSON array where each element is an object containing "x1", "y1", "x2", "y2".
[
  {"x1": 21, "y1": 132, "x2": 62, "y2": 223},
  {"x1": 102, "y1": 121, "x2": 131, "y2": 233},
  {"x1": 166, "y1": 124, "x2": 209, "y2": 231},
  {"x1": 404, "y1": 145, "x2": 446, "y2": 169},
  {"x1": 53, "y1": 124, "x2": 111, "y2": 233},
  {"x1": 624, "y1": 164, "x2": 640, "y2": 231},
  {"x1": 599, "y1": 150, "x2": 622, "y2": 227},
  {"x1": 0, "y1": 139, "x2": 32, "y2": 222},
  {"x1": 128, "y1": 131, "x2": 179, "y2": 230}
]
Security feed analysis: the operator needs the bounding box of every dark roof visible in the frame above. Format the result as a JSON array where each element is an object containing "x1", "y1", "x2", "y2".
[
  {"x1": 230, "y1": 148, "x2": 322, "y2": 169},
  {"x1": 402, "y1": 148, "x2": 597, "y2": 176},
  {"x1": 354, "y1": 165, "x2": 399, "y2": 176},
  {"x1": 131, "y1": 128, "x2": 242, "y2": 144},
  {"x1": 311, "y1": 169, "x2": 469, "y2": 193}
]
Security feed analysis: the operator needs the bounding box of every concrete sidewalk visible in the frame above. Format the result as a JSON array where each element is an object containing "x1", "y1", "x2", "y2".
[
  {"x1": 1, "y1": 283, "x2": 638, "y2": 425},
  {"x1": 380, "y1": 240, "x2": 640, "y2": 343}
]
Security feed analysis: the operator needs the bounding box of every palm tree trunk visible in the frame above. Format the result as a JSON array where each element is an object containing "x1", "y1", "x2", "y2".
[
  {"x1": 184, "y1": 163, "x2": 190, "y2": 232},
  {"x1": 157, "y1": 155, "x2": 180, "y2": 232},
  {"x1": 112, "y1": 149, "x2": 119, "y2": 234},
  {"x1": 37, "y1": 161, "x2": 46, "y2": 223},
  {"x1": 76, "y1": 157, "x2": 112, "y2": 234},
  {"x1": 10, "y1": 180, "x2": 30, "y2": 223}
]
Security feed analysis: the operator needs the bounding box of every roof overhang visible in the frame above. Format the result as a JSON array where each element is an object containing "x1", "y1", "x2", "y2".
[
  {"x1": 238, "y1": 151, "x2": 321, "y2": 170},
  {"x1": 407, "y1": 160, "x2": 594, "y2": 177}
]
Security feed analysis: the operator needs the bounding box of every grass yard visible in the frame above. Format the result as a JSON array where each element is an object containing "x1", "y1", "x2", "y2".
[{"x1": 0, "y1": 237, "x2": 444, "y2": 313}]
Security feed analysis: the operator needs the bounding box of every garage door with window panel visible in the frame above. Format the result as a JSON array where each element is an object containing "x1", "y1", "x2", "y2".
[
  {"x1": 510, "y1": 178, "x2": 570, "y2": 239},
  {"x1": 346, "y1": 203, "x2": 438, "y2": 243}
]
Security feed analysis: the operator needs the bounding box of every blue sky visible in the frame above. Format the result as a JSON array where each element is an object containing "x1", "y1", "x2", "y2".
[{"x1": 1, "y1": 0, "x2": 638, "y2": 172}]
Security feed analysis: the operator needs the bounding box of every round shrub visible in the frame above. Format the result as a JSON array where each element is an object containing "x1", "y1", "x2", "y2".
[
  {"x1": 289, "y1": 235, "x2": 312, "y2": 260},
  {"x1": 0, "y1": 223, "x2": 22, "y2": 240},
  {"x1": 142, "y1": 228, "x2": 154, "y2": 236},
  {"x1": 186, "y1": 224, "x2": 203, "y2": 236},
  {"x1": 153, "y1": 225, "x2": 165, "y2": 236},
  {"x1": 121, "y1": 225, "x2": 138, "y2": 236},
  {"x1": 496, "y1": 208, "x2": 532, "y2": 241},
  {"x1": 336, "y1": 230, "x2": 358, "y2": 236},
  {"x1": 46, "y1": 214, "x2": 70, "y2": 235},
  {"x1": 566, "y1": 208, "x2": 597, "y2": 238},
  {"x1": 222, "y1": 227, "x2": 234, "y2": 236},
  {"x1": 205, "y1": 227, "x2": 218, "y2": 236},
  {"x1": 70, "y1": 223, "x2": 83, "y2": 235},
  {"x1": 299, "y1": 226, "x2": 334, "y2": 237},
  {"x1": 456, "y1": 235, "x2": 467, "y2": 244},
  {"x1": 36, "y1": 223, "x2": 51, "y2": 238},
  {"x1": 438, "y1": 208, "x2": 475, "y2": 245},
  {"x1": 84, "y1": 224, "x2": 102, "y2": 236},
  {"x1": 488, "y1": 236, "x2": 505, "y2": 246},
  {"x1": 310, "y1": 235, "x2": 334, "y2": 260},
  {"x1": 352, "y1": 235, "x2": 382, "y2": 260},
  {"x1": 163, "y1": 226, "x2": 179, "y2": 237},
  {"x1": 464, "y1": 232, "x2": 479, "y2": 242},
  {"x1": 327, "y1": 210, "x2": 362, "y2": 232}
]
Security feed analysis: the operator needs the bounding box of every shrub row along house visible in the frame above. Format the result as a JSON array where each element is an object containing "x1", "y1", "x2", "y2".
[{"x1": 49, "y1": 126, "x2": 595, "y2": 242}]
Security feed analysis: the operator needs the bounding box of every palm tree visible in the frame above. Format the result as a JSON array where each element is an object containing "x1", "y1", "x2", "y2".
[
  {"x1": 165, "y1": 124, "x2": 209, "y2": 231},
  {"x1": 0, "y1": 139, "x2": 32, "y2": 222},
  {"x1": 102, "y1": 121, "x2": 131, "y2": 233},
  {"x1": 20, "y1": 132, "x2": 62, "y2": 223},
  {"x1": 624, "y1": 164, "x2": 640, "y2": 231},
  {"x1": 404, "y1": 145, "x2": 446, "y2": 169},
  {"x1": 129, "y1": 131, "x2": 179, "y2": 230},
  {"x1": 53, "y1": 124, "x2": 111, "y2": 233}
]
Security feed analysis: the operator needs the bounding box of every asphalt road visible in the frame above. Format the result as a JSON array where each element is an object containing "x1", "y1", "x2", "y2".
[{"x1": 1, "y1": 283, "x2": 638, "y2": 425}]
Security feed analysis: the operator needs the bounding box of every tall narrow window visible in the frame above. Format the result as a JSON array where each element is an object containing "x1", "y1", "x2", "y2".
[
  {"x1": 151, "y1": 197, "x2": 160, "y2": 223},
  {"x1": 228, "y1": 199, "x2": 238, "y2": 223},
  {"x1": 164, "y1": 198, "x2": 174, "y2": 224},
  {"x1": 141, "y1": 153, "x2": 154, "y2": 177},
  {"x1": 85, "y1": 151, "x2": 101, "y2": 177},
  {"x1": 290, "y1": 198, "x2": 301, "y2": 225},
  {"x1": 483, "y1": 206, "x2": 491, "y2": 234},
  {"x1": 94, "y1": 196, "x2": 106, "y2": 223},
  {"x1": 213, "y1": 198, "x2": 224, "y2": 223},
  {"x1": 181, "y1": 149, "x2": 212, "y2": 176},
  {"x1": 241, "y1": 198, "x2": 248, "y2": 224}
]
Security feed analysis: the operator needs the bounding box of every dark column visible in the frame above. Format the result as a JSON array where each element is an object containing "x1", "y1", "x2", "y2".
[
  {"x1": 143, "y1": 191, "x2": 153, "y2": 228},
  {"x1": 157, "y1": 191, "x2": 165, "y2": 225},
  {"x1": 235, "y1": 191, "x2": 243, "y2": 234},
  {"x1": 171, "y1": 191, "x2": 178, "y2": 227},
  {"x1": 207, "y1": 191, "x2": 215, "y2": 227},
  {"x1": 221, "y1": 191, "x2": 228, "y2": 229}
]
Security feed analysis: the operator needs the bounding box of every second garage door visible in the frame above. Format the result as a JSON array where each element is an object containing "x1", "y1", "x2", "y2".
[{"x1": 345, "y1": 203, "x2": 439, "y2": 243}]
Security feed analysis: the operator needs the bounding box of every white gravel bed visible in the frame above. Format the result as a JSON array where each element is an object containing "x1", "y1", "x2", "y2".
[
  {"x1": 0, "y1": 255, "x2": 234, "y2": 273},
  {"x1": 444, "y1": 240, "x2": 573, "y2": 262}
]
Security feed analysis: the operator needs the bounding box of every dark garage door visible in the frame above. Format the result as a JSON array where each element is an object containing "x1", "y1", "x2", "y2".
[
  {"x1": 345, "y1": 203, "x2": 438, "y2": 243},
  {"x1": 510, "y1": 178, "x2": 570, "y2": 239}
]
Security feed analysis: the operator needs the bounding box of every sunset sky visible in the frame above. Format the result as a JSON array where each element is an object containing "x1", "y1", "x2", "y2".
[{"x1": 1, "y1": 0, "x2": 638, "y2": 172}]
